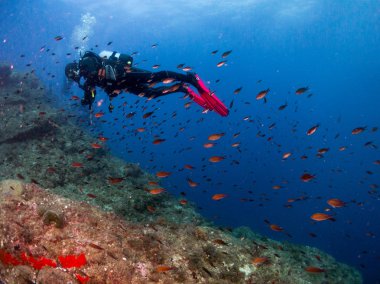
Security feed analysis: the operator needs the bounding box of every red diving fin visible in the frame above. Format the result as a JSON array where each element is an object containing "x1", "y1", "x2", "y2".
[
  {"x1": 183, "y1": 85, "x2": 209, "y2": 111},
  {"x1": 194, "y1": 74, "x2": 229, "y2": 117}
]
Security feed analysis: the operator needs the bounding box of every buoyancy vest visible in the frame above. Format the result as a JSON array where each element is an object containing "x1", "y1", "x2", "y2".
[
  {"x1": 99, "y1": 50, "x2": 133, "y2": 79},
  {"x1": 78, "y1": 51, "x2": 103, "y2": 78}
]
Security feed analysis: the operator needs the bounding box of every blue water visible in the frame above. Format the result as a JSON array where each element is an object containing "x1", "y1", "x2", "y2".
[{"x1": 1, "y1": 1, "x2": 379, "y2": 282}]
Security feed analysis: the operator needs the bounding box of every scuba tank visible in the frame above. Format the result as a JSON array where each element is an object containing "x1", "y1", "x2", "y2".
[{"x1": 99, "y1": 50, "x2": 133, "y2": 79}]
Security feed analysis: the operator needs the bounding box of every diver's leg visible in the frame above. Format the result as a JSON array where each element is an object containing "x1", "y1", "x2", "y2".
[
  {"x1": 129, "y1": 84, "x2": 184, "y2": 99},
  {"x1": 122, "y1": 69, "x2": 197, "y2": 87},
  {"x1": 129, "y1": 84, "x2": 209, "y2": 111}
]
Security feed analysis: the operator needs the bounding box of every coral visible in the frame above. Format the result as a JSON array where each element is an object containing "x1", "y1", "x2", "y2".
[{"x1": 42, "y1": 210, "x2": 65, "y2": 228}]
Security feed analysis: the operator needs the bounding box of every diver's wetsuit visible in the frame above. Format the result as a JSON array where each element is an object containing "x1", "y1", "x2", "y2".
[
  {"x1": 113, "y1": 68, "x2": 190, "y2": 98},
  {"x1": 77, "y1": 53, "x2": 197, "y2": 108},
  {"x1": 66, "y1": 50, "x2": 229, "y2": 116}
]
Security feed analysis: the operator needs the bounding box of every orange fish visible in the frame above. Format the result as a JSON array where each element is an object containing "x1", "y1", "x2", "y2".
[
  {"x1": 46, "y1": 167, "x2": 56, "y2": 174},
  {"x1": 300, "y1": 173, "x2": 315, "y2": 182},
  {"x1": 216, "y1": 60, "x2": 227, "y2": 67},
  {"x1": 91, "y1": 143, "x2": 102, "y2": 149},
  {"x1": 203, "y1": 143, "x2": 215, "y2": 148},
  {"x1": 208, "y1": 133, "x2": 225, "y2": 141},
  {"x1": 339, "y1": 146, "x2": 347, "y2": 151},
  {"x1": 153, "y1": 139, "x2": 166, "y2": 145},
  {"x1": 187, "y1": 178, "x2": 198, "y2": 187},
  {"x1": 184, "y1": 164, "x2": 194, "y2": 170},
  {"x1": 136, "y1": 127, "x2": 145, "y2": 133},
  {"x1": 98, "y1": 136, "x2": 108, "y2": 142},
  {"x1": 143, "y1": 111, "x2": 154, "y2": 119},
  {"x1": 126, "y1": 112, "x2": 136, "y2": 118},
  {"x1": 71, "y1": 95, "x2": 80, "y2": 100},
  {"x1": 209, "y1": 156, "x2": 225, "y2": 163},
  {"x1": 108, "y1": 177, "x2": 124, "y2": 184},
  {"x1": 270, "y1": 224, "x2": 284, "y2": 232},
  {"x1": 179, "y1": 199, "x2": 187, "y2": 205},
  {"x1": 162, "y1": 78, "x2": 175, "y2": 84},
  {"x1": 147, "y1": 206, "x2": 156, "y2": 213},
  {"x1": 148, "y1": 181, "x2": 159, "y2": 186},
  {"x1": 71, "y1": 162, "x2": 83, "y2": 168},
  {"x1": 327, "y1": 198, "x2": 345, "y2": 208},
  {"x1": 156, "y1": 265, "x2": 174, "y2": 272},
  {"x1": 150, "y1": 188, "x2": 165, "y2": 195},
  {"x1": 305, "y1": 266, "x2": 325, "y2": 273},
  {"x1": 307, "y1": 124, "x2": 319, "y2": 135},
  {"x1": 212, "y1": 193, "x2": 227, "y2": 200},
  {"x1": 256, "y1": 89, "x2": 270, "y2": 100},
  {"x1": 156, "y1": 171, "x2": 171, "y2": 178},
  {"x1": 94, "y1": 112, "x2": 104, "y2": 118},
  {"x1": 231, "y1": 142, "x2": 240, "y2": 148},
  {"x1": 351, "y1": 127, "x2": 366, "y2": 135},
  {"x1": 310, "y1": 213, "x2": 335, "y2": 221},
  {"x1": 282, "y1": 152, "x2": 292, "y2": 159},
  {"x1": 221, "y1": 50, "x2": 232, "y2": 58},
  {"x1": 233, "y1": 132, "x2": 240, "y2": 138},
  {"x1": 295, "y1": 87, "x2": 309, "y2": 95},
  {"x1": 252, "y1": 257, "x2": 269, "y2": 266},
  {"x1": 234, "y1": 87, "x2": 242, "y2": 94}
]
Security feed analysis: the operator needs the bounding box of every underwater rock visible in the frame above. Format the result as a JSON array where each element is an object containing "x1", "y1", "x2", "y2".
[
  {"x1": 0, "y1": 120, "x2": 57, "y2": 145},
  {"x1": 125, "y1": 162, "x2": 143, "y2": 178},
  {"x1": 36, "y1": 267, "x2": 77, "y2": 283},
  {"x1": 0, "y1": 182, "x2": 362, "y2": 283},
  {"x1": 0, "y1": 179, "x2": 25, "y2": 201},
  {"x1": 0, "y1": 64, "x2": 12, "y2": 86}
]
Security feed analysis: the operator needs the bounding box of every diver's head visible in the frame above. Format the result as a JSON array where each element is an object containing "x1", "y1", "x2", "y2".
[{"x1": 65, "y1": 62, "x2": 80, "y2": 82}]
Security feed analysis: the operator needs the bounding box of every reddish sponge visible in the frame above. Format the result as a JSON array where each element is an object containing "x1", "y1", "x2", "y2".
[
  {"x1": 21, "y1": 253, "x2": 57, "y2": 270},
  {"x1": 0, "y1": 249, "x2": 21, "y2": 266},
  {"x1": 58, "y1": 253, "x2": 87, "y2": 269},
  {"x1": 76, "y1": 274, "x2": 90, "y2": 284}
]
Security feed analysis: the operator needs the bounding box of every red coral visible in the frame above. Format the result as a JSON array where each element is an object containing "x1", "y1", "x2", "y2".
[
  {"x1": 58, "y1": 253, "x2": 87, "y2": 268},
  {"x1": 21, "y1": 252, "x2": 57, "y2": 270},
  {"x1": 76, "y1": 274, "x2": 90, "y2": 284},
  {"x1": 0, "y1": 249, "x2": 21, "y2": 266}
]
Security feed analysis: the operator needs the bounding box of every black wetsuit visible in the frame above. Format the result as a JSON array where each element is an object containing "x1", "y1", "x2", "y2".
[{"x1": 77, "y1": 53, "x2": 195, "y2": 109}]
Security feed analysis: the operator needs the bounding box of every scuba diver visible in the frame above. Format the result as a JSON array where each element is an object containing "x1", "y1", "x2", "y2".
[{"x1": 65, "y1": 50, "x2": 229, "y2": 116}]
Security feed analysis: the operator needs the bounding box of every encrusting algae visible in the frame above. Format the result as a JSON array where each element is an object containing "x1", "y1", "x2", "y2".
[{"x1": 0, "y1": 65, "x2": 362, "y2": 283}]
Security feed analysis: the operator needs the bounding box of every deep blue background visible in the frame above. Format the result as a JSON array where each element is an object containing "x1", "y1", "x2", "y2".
[{"x1": 0, "y1": 1, "x2": 379, "y2": 282}]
